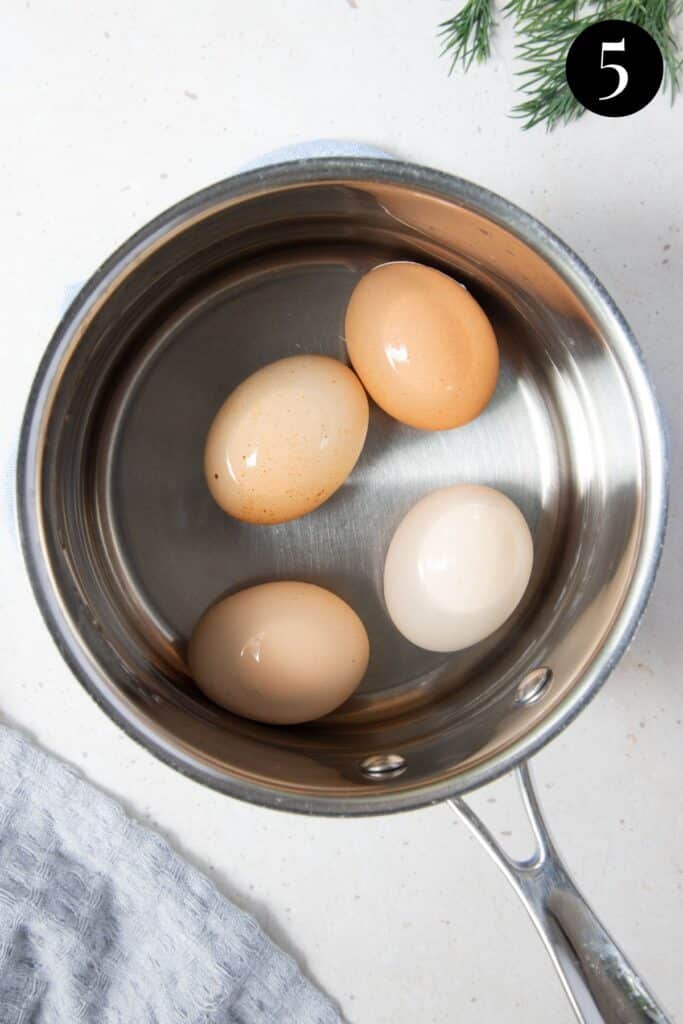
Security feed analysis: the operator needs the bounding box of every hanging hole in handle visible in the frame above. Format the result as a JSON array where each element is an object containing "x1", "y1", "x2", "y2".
[
  {"x1": 456, "y1": 765, "x2": 545, "y2": 866},
  {"x1": 515, "y1": 667, "x2": 553, "y2": 706}
]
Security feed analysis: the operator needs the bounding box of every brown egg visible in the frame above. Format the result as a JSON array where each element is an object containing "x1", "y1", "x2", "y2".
[
  {"x1": 204, "y1": 355, "x2": 369, "y2": 524},
  {"x1": 344, "y1": 261, "x2": 499, "y2": 430},
  {"x1": 188, "y1": 582, "x2": 370, "y2": 724}
]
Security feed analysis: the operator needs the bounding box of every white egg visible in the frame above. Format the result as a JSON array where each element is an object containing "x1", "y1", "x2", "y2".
[{"x1": 383, "y1": 485, "x2": 534, "y2": 653}]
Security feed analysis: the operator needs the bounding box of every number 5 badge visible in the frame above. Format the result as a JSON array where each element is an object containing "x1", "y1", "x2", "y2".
[{"x1": 566, "y1": 19, "x2": 664, "y2": 117}]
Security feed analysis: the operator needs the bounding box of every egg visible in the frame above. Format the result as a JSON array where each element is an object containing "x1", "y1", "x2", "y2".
[
  {"x1": 383, "y1": 485, "x2": 533, "y2": 653},
  {"x1": 188, "y1": 581, "x2": 370, "y2": 724},
  {"x1": 344, "y1": 261, "x2": 499, "y2": 430},
  {"x1": 204, "y1": 355, "x2": 369, "y2": 524}
]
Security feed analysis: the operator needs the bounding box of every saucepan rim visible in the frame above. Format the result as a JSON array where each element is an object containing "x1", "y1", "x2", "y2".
[{"x1": 16, "y1": 158, "x2": 669, "y2": 816}]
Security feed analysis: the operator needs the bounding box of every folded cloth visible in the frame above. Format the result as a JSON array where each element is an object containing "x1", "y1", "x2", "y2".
[{"x1": 0, "y1": 725, "x2": 343, "y2": 1024}]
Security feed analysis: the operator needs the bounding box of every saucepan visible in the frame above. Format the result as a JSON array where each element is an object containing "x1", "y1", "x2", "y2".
[{"x1": 17, "y1": 159, "x2": 669, "y2": 1022}]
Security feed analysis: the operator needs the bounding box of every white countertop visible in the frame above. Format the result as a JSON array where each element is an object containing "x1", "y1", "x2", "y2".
[{"x1": 2, "y1": 3, "x2": 682, "y2": 1021}]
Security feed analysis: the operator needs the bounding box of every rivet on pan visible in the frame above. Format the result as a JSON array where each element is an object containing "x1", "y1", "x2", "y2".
[
  {"x1": 360, "y1": 754, "x2": 406, "y2": 779},
  {"x1": 515, "y1": 667, "x2": 553, "y2": 706}
]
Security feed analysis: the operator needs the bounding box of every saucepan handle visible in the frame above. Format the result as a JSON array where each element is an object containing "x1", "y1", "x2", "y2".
[{"x1": 449, "y1": 762, "x2": 670, "y2": 1024}]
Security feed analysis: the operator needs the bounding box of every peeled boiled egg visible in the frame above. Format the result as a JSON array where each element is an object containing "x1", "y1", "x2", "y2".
[
  {"x1": 188, "y1": 581, "x2": 369, "y2": 724},
  {"x1": 383, "y1": 485, "x2": 533, "y2": 653},
  {"x1": 344, "y1": 261, "x2": 499, "y2": 430},
  {"x1": 204, "y1": 355, "x2": 369, "y2": 524}
]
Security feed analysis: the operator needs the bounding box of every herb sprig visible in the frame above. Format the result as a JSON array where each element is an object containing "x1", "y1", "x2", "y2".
[
  {"x1": 439, "y1": 0, "x2": 496, "y2": 70},
  {"x1": 439, "y1": 0, "x2": 682, "y2": 129}
]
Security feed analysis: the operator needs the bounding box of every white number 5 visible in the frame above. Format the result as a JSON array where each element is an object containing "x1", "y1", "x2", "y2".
[{"x1": 600, "y1": 39, "x2": 628, "y2": 100}]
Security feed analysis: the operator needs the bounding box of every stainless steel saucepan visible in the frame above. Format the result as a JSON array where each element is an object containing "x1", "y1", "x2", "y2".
[{"x1": 18, "y1": 159, "x2": 669, "y2": 1022}]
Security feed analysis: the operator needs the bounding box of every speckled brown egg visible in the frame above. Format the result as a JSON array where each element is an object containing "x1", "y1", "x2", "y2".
[{"x1": 204, "y1": 355, "x2": 369, "y2": 524}]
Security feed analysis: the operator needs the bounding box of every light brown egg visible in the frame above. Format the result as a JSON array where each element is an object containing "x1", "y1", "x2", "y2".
[
  {"x1": 188, "y1": 582, "x2": 370, "y2": 724},
  {"x1": 204, "y1": 355, "x2": 369, "y2": 524},
  {"x1": 344, "y1": 261, "x2": 499, "y2": 430}
]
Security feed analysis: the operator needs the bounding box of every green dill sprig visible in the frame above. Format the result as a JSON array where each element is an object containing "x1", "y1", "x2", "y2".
[
  {"x1": 439, "y1": 0, "x2": 496, "y2": 71},
  {"x1": 439, "y1": 0, "x2": 682, "y2": 129},
  {"x1": 510, "y1": 1, "x2": 591, "y2": 129},
  {"x1": 503, "y1": 0, "x2": 581, "y2": 21},
  {"x1": 511, "y1": 0, "x2": 681, "y2": 128}
]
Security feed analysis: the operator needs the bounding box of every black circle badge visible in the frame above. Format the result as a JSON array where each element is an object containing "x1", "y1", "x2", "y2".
[{"x1": 566, "y1": 19, "x2": 664, "y2": 117}]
